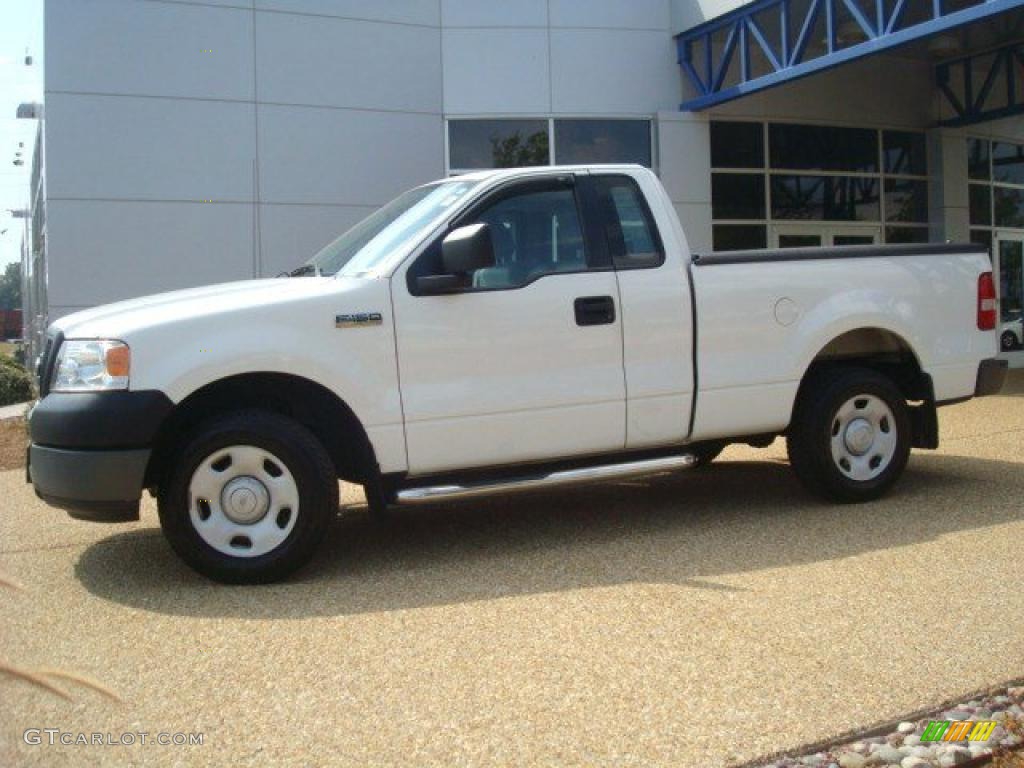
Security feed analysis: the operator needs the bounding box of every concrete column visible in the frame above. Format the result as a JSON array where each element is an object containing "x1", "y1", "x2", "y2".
[
  {"x1": 657, "y1": 110, "x2": 713, "y2": 254},
  {"x1": 927, "y1": 126, "x2": 970, "y2": 243}
]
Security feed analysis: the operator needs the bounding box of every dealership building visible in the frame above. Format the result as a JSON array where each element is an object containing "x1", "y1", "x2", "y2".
[{"x1": 23, "y1": 0, "x2": 1024, "y2": 363}]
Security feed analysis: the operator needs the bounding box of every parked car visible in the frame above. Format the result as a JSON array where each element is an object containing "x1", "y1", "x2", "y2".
[
  {"x1": 1001, "y1": 310, "x2": 1023, "y2": 351},
  {"x1": 27, "y1": 166, "x2": 1006, "y2": 583}
]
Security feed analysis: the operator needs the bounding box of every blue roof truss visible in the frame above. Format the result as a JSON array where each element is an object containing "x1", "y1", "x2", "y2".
[{"x1": 676, "y1": 0, "x2": 1024, "y2": 111}]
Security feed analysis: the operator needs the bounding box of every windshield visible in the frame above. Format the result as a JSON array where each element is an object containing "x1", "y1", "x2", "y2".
[{"x1": 301, "y1": 179, "x2": 482, "y2": 277}]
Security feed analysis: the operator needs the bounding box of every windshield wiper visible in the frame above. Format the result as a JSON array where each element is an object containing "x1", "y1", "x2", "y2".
[{"x1": 284, "y1": 264, "x2": 321, "y2": 277}]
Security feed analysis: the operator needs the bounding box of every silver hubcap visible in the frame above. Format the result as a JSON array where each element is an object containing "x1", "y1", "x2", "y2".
[
  {"x1": 188, "y1": 445, "x2": 299, "y2": 558},
  {"x1": 221, "y1": 476, "x2": 270, "y2": 524},
  {"x1": 830, "y1": 394, "x2": 897, "y2": 482}
]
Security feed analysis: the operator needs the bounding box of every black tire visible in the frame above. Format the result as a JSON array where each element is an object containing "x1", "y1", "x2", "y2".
[
  {"x1": 687, "y1": 441, "x2": 726, "y2": 468},
  {"x1": 1002, "y1": 331, "x2": 1017, "y2": 351},
  {"x1": 787, "y1": 367, "x2": 910, "y2": 503},
  {"x1": 158, "y1": 409, "x2": 337, "y2": 584}
]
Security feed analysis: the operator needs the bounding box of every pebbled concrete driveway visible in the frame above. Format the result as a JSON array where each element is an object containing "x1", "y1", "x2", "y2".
[{"x1": 2, "y1": 374, "x2": 1023, "y2": 767}]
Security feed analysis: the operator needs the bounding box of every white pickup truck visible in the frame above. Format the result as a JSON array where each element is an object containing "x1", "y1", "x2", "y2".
[{"x1": 28, "y1": 166, "x2": 1006, "y2": 582}]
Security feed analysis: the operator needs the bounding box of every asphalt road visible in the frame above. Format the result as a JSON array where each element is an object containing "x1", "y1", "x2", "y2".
[{"x1": 2, "y1": 374, "x2": 1023, "y2": 767}]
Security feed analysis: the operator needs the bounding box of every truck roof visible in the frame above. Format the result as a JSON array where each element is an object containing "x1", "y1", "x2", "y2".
[{"x1": 450, "y1": 163, "x2": 648, "y2": 183}]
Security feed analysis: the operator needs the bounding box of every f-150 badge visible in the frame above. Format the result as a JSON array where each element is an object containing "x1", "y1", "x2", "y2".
[{"x1": 335, "y1": 312, "x2": 383, "y2": 328}]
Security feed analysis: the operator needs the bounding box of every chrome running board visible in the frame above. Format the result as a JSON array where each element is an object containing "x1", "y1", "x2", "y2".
[{"x1": 395, "y1": 454, "x2": 695, "y2": 506}]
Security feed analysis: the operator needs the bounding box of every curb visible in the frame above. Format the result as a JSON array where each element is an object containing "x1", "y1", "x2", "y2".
[{"x1": 731, "y1": 675, "x2": 1024, "y2": 768}]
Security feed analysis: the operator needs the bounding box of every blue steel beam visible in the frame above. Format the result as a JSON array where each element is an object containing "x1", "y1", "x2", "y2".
[
  {"x1": 677, "y1": 0, "x2": 1024, "y2": 111},
  {"x1": 937, "y1": 41, "x2": 1024, "y2": 126}
]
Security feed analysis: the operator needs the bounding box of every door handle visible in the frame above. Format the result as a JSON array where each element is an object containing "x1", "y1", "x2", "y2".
[{"x1": 574, "y1": 295, "x2": 616, "y2": 326}]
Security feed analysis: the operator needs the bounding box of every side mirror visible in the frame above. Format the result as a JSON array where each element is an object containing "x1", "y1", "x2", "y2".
[
  {"x1": 442, "y1": 222, "x2": 496, "y2": 275},
  {"x1": 417, "y1": 223, "x2": 496, "y2": 295}
]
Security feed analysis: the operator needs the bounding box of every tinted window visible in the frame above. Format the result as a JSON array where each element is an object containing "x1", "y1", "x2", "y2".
[
  {"x1": 994, "y1": 186, "x2": 1024, "y2": 228},
  {"x1": 883, "y1": 131, "x2": 927, "y2": 176},
  {"x1": 969, "y1": 228, "x2": 992, "y2": 254},
  {"x1": 711, "y1": 121, "x2": 764, "y2": 168},
  {"x1": 969, "y1": 184, "x2": 991, "y2": 226},
  {"x1": 884, "y1": 179, "x2": 928, "y2": 223},
  {"x1": 771, "y1": 175, "x2": 880, "y2": 221},
  {"x1": 592, "y1": 176, "x2": 663, "y2": 269},
  {"x1": 967, "y1": 138, "x2": 990, "y2": 181},
  {"x1": 555, "y1": 120, "x2": 652, "y2": 166},
  {"x1": 992, "y1": 142, "x2": 1024, "y2": 185},
  {"x1": 770, "y1": 124, "x2": 878, "y2": 172},
  {"x1": 448, "y1": 119, "x2": 549, "y2": 170},
  {"x1": 712, "y1": 173, "x2": 765, "y2": 219},
  {"x1": 885, "y1": 227, "x2": 929, "y2": 244},
  {"x1": 712, "y1": 224, "x2": 766, "y2": 251},
  {"x1": 466, "y1": 186, "x2": 587, "y2": 290}
]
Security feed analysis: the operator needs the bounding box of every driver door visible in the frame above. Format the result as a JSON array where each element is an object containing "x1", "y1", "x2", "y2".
[{"x1": 391, "y1": 174, "x2": 626, "y2": 476}]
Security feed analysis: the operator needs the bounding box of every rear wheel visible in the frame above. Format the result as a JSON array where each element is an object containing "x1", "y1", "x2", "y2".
[
  {"x1": 787, "y1": 367, "x2": 910, "y2": 503},
  {"x1": 158, "y1": 410, "x2": 337, "y2": 583},
  {"x1": 1002, "y1": 331, "x2": 1018, "y2": 351}
]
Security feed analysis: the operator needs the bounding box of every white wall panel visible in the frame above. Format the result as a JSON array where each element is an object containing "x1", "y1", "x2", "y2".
[
  {"x1": 256, "y1": 11, "x2": 441, "y2": 112},
  {"x1": 657, "y1": 114, "x2": 711, "y2": 204},
  {"x1": 441, "y1": 0, "x2": 548, "y2": 28},
  {"x1": 255, "y1": 0, "x2": 439, "y2": 26},
  {"x1": 46, "y1": 200, "x2": 254, "y2": 306},
  {"x1": 673, "y1": 202, "x2": 712, "y2": 254},
  {"x1": 550, "y1": 0, "x2": 670, "y2": 30},
  {"x1": 258, "y1": 204, "x2": 372, "y2": 277},
  {"x1": 443, "y1": 29, "x2": 551, "y2": 114},
  {"x1": 46, "y1": 0, "x2": 254, "y2": 101},
  {"x1": 45, "y1": 93, "x2": 256, "y2": 202},
  {"x1": 550, "y1": 29, "x2": 679, "y2": 113},
  {"x1": 258, "y1": 105, "x2": 443, "y2": 205}
]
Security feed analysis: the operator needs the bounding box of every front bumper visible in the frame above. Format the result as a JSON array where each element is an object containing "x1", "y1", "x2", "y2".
[
  {"x1": 27, "y1": 390, "x2": 173, "y2": 522},
  {"x1": 975, "y1": 357, "x2": 1008, "y2": 397},
  {"x1": 29, "y1": 444, "x2": 150, "y2": 521}
]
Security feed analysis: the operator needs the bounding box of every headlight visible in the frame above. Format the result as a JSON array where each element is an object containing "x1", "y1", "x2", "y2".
[{"x1": 52, "y1": 340, "x2": 131, "y2": 392}]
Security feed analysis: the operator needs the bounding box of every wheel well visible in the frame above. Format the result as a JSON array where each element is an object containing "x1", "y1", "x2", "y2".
[
  {"x1": 144, "y1": 373, "x2": 378, "y2": 491},
  {"x1": 800, "y1": 328, "x2": 931, "y2": 403}
]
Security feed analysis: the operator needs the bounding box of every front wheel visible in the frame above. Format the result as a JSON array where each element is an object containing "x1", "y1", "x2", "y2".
[
  {"x1": 158, "y1": 410, "x2": 337, "y2": 583},
  {"x1": 1002, "y1": 331, "x2": 1018, "y2": 351},
  {"x1": 787, "y1": 367, "x2": 910, "y2": 503}
]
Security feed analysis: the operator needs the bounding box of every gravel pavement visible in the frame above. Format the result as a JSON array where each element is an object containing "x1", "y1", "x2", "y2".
[{"x1": 2, "y1": 374, "x2": 1023, "y2": 767}]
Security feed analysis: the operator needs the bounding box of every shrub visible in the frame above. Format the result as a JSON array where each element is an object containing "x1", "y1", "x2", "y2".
[{"x1": 0, "y1": 363, "x2": 32, "y2": 406}]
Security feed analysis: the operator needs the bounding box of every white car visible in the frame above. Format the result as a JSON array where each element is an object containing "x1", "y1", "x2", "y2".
[
  {"x1": 1001, "y1": 314, "x2": 1023, "y2": 351},
  {"x1": 27, "y1": 166, "x2": 1006, "y2": 582}
]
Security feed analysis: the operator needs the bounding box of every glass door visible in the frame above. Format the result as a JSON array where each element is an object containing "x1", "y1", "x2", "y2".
[{"x1": 995, "y1": 233, "x2": 1024, "y2": 355}]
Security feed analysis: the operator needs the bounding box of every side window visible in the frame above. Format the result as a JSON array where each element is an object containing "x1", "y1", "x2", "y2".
[
  {"x1": 423, "y1": 184, "x2": 585, "y2": 291},
  {"x1": 593, "y1": 176, "x2": 664, "y2": 269}
]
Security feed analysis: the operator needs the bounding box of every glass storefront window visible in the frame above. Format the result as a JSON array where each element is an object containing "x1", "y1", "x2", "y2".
[
  {"x1": 712, "y1": 224, "x2": 766, "y2": 251},
  {"x1": 885, "y1": 227, "x2": 930, "y2": 243},
  {"x1": 710, "y1": 121, "x2": 764, "y2": 168},
  {"x1": 769, "y1": 124, "x2": 878, "y2": 173},
  {"x1": 969, "y1": 228, "x2": 992, "y2": 253},
  {"x1": 993, "y1": 142, "x2": 1024, "y2": 185},
  {"x1": 969, "y1": 184, "x2": 991, "y2": 226},
  {"x1": 770, "y1": 175, "x2": 880, "y2": 221},
  {"x1": 884, "y1": 179, "x2": 928, "y2": 223},
  {"x1": 968, "y1": 138, "x2": 990, "y2": 181},
  {"x1": 883, "y1": 131, "x2": 927, "y2": 176},
  {"x1": 709, "y1": 121, "x2": 929, "y2": 251},
  {"x1": 448, "y1": 119, "x2": 549, "y2": 170},
  {"x1": 712, "y1": 173, "x2": 765, "y2": 220},
  {"x1": 994, "y1": 186, "x2": 1024, "y2": 228},
  {"x1": 554, "y1": 119, "x2": 651, "y2": 167}
]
